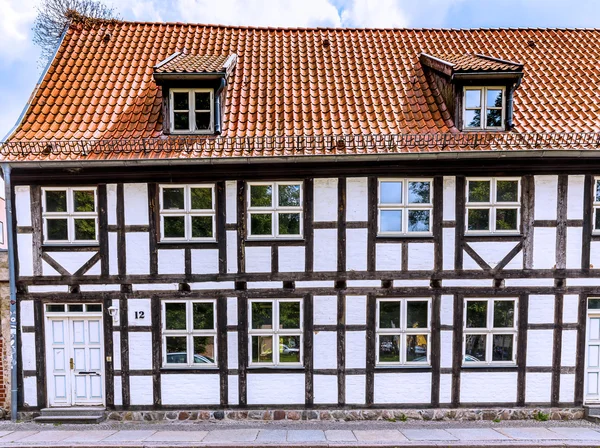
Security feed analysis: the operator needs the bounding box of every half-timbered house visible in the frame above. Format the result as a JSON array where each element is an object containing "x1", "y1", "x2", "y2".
[{"x1": 1, "y1": 20, "x2": 599, "y2": 421}]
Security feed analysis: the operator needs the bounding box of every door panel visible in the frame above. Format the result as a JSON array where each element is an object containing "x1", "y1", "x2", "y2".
[
  {"x1": 586, "y1": 316, "x2": 600, "y2": 401},
  {"x1": 47, "y1": 319, "x2": 70, "y2": 406}
]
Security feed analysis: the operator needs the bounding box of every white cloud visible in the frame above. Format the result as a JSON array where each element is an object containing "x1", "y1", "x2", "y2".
[
  {"x1": 0, "y1": 0, "x2": 38, "y2": 62},
  {"x1": 340, "y1": 0, "x2": 408, "y2": 28}
]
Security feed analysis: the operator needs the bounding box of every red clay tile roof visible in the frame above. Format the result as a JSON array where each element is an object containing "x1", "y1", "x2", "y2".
[
  {"x1": 154, "y1": 52, "x2": 232, "y2": 74},
  {"x1": 3, "y1": 22, "x2": 600, "y2": 161},
  {"x1": 424, "y1": 53, "x2": 523, "y2": 72}
]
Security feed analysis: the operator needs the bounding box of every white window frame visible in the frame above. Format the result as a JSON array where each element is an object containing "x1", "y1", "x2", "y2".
[
  {"x1": 376, "y1": 298, "x2": 431, "y2": 366},
  {"x1": 377, "y1": 178, "x2": 433, "y2": 236},
  {"x1": 247, "y1": 181, "x2": 304, "y2": 239},
  {"x1": 169, "y1": 88, "x2": 214, "y2": 134},
  {"x1": 0, "y1": 221, "x2": 4, "y2": 245},
  {"x1": 42, "y1": 187, "x2": 98, "y2": 244},
  {"x1": 162, "y1": 299, "x2": 217, "y2": 368},
  {"x1": 592, "y1": 177, "x2": 600, "y2": 234},
  {"x1": 463, "y1": 86, "x2": 506, "y2": 131},
  {"x1": 465, "y1": 177, "x2": 521, "y2": 235},
  {"x1": 159, "y1": 184, "x2": 216, "y2": 242},
  {"x1": 248, "y1": 298, "x2": 303, "y2": 367},
  {"x1": 463, "y1": 297, "x2": 518, "y2": 366}
]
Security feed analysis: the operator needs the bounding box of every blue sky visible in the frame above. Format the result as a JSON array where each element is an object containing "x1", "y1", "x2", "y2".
[{"x1": 1, "y1": 0, "x2": 599, "y2": 140}]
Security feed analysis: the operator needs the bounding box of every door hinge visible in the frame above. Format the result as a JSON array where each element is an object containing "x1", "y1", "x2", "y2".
[{"x1": 69, "y1": 358, "x2": 74, "y2": 370}]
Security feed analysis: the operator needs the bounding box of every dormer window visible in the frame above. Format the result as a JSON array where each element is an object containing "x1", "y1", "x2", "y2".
[
  {"x1": 170, "y1": 89, "x2": 214, "y2": 134},
  {"x1": 463, "y1": 87, "x2": 505, "y2": 130}
]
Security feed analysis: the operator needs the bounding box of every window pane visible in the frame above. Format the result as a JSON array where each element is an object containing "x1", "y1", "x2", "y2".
[
  {"x1": 191, "y1": 216, "x2": 213, "y2": 238},
  {"x1": 279, "y1": 301, "x2": 301, "y2": 329},
  {"x1": 68, "y1": 304, "x2": 84, "y2": 312},
  {"x1": 589, "y1": 299, "x2": 600, "y2": 309},
  {"x1": 468, "y1": 181, "x2": 491, "y2": 202},
  {"x1": 73, "y1": 190, "x2": 95, "y2": 212},
  {"x1": 380, "y1": 210, "x2": 402, "y2": 232},
  {"x1": 195, "y1": 112, "x2": 211, "y2": 130},
  {"x1": 465, "y1": 334, "x2": 486, "y2": 362},
  {"x1": 380, "y1": 181, "x2": 402, "y2": 204},
  {"x1": 163, "y1": 188, "x2": 185, "y2": 210},
  {"x1": 173, "y1": 112, "x2": 189, "y2": 130},
  {"x1": 278, "y1": 213, "x2": 300, "y2": 235},
  {"x1": 596, "y1": 209, "x2": 600, "y2": 230},
  {"x1": 278, "y1": 184, "x2": 301, "y2": 207},
  {"x1": 193, "y1": 302, "x2": 214, "y2": 330},
  {"x1": 195, "y1": 92, "x2": 211, "y2": 110},
  {"x1": 279, "y1": 335, "x2": 301, "y2": 363},
  {"x1": 165, "y1": 302, "x2": 187, "y2": 330},
  {"x1": 46, "y1": 304, "x2": 65, "y2": 312},
  {"x1": 466, "y1": 301, "x2": 487, "y2": 328},
  {"x1": 46, "y1": 219, "x2": 68, "y2": 240},
  {"x1": 464, "y1": 109, "x2": 481, "y2": 128},
  {"x1": 406, "y1": 334, "x2": 428, "y2": 362},
  {"x1": 467, "y1": 208, "x2": 490, "y2": 231},
  {"x1": 74, "y1": 218, "x2": 96, "y2": 240},
  {"x1": 191, "y1": 188, "x2": 212, "y2": 210},
  {"x1": 407, "y1": 210, "x2": 430, "y2": 232},
  {"x1": 596, "y1": 181, "x2": 600, "y2": 202},
  {"x1": 496, "y1": 180, "x2": 519, "y2": 202},
  {"x1": 45, "y1": 190, "x2": 67, "y2": 212},
  {"x1": 163, "y1": 216, "x2": 185, "y2": 238},
  {"x1": 487, "y1": 89, "x2": 503, "y2": 108},
  {"x1": 251, "y1": 302, "x2": 272, "y2": 329},
  {"x1": 496, "y1": 209, "x2": 518, "y2": 231},
  {"x1": 492, "y1": 334, "x2": 513, "y2": 362},
  {"x1": 379, "y1": 335, "x2": 400, "y2": 363},
  {"x1": 486, "y1": 109, "x2": 502, "y2": 127},
  {"x1": 465, "y1": 89, "x2": 481, "y2": 108},
  {"x1": 252, "y1": 335, "x2": 273, "y2": 363},
  {"x1": 250, "y1": 213, "x2": 272, "y2": 235},
  {"x1": 165, "y1": 336, "x2": 187, "y2": 364},
  {"x1": 173, "y1": 92, "x2": 189, "y2": 110},
  {"x1": 493, "y1": 300, "x2": 515, "y2": 328},
  {"x1": 408, "y1": 181, "x2": 430, "y2": 204},
  {"x1": 250, "y1": 185, "x2": 272, "y2": 207},
  {"x1": 193, "y1": 336, "x2": 215, "y2": 364},
  {"x1": 86, "y1": 304, "x2": 102, "y2": 312},
  {"x1": 379, "y1": 301, "x2": 400, "y2": 329},
  {"x1": 406, "y1": 301, "x2": 428, "y2": 329}
]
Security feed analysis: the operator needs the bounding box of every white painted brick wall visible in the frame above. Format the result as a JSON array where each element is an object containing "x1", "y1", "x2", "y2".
[
  {"x1": 375, "y1": 373, "x2": 431, "y2": 404},
  {"x1": 345, "y1": 375, "x2": 366, "y2": 404},
  {"x1": 313, "y1": 229, "x2": 337, "y2": 271},
  {"x1": 534, "y1": 175, "x2": 558, "y2": 220},
  {"x1": 17, "y1": 234, "x2": 33, "y2": 276},
  {"x1": 313, "y1": 178, "x2": 338, "y2": 222},
  {"x1": 440, "y1": 374, "x2": 452, "y2": 404},
  {"x1": 158, "y1": 249, "x2": 185, "y2": 274},
  {"x1": 23, "y1": 376, "x2": 37, "y2": 407},
  {"x1": 124, "y1": 183, "x2": 149, "y2": 225},
  {"x1": 20, "y1": 300, "x2": 34, "y2": 327},
  {"x1": 42, "y1": 260, "x2": 59, "y2": 276},
  {"x1": 314, "y1": 375, "x2": 338, "y2": 404},
  {"x1": 107, "y1": 184, "x2": 117, "y2": 226},
  {"x1": 346, "y1": 296, "x2": 366, "y2": 325},
  {"x1": 191, "y1": 249, "x2": 219, "y2": 274},
  {"x1": 526, "y1": 330, "x2": 554, "y2": 367},
  {"x1": 442, "y1": 229, "x2": 455, "y2": 270},
  {"x1": 15, "y1": 186, "x2": 31, "y2": 226},
  {"x1": 226, "y1": 230, "x2": 238, "y2": 273},
  {"x1": 533, "y1": 228, "x2": 556, "y2": 269},
  {"x1": 528, "y1": 295, "x2": 555, "y2": 324},
  {"x1": 21, "y1": 333, "x2": 36, "y2": 370},
  {"x1": 225, "y1": 181, "x2": 237, "y2": 224},
  {"x1": 566, "y1": 228, "x2": 582, "y2": 269},
  {"x1": 45, "y1": 251, "x2": 97, "y2": 275},
  {"x1": 313, "y1": 332, "x2": 337, "y2": 369},
  {"x1": 441, "y1": 331, "x2": 453, "y2": 369},
  {"x1": 227, "y1": 297, "x2": 238, "y2": 326},
  {"x1": 561, "y1": 330, "x2": 577, "y2": 367},
  {"x1": 525, "y1": 372, "x2": 551, "y2": 403},
  {"x1": 443, "y1": 177, "x2": 456, "y2": 220},
  {"x1": 463, "y1": 251, "x2": 482, "y2": 270},
  {"x1": 346, "y1": 229, "x2": 367, "y2": 271},
  {"x1": 113, "y1": 331, "x2": 121, "y2": 370},
  {"x1": 114, "y1": 376, "x2": 122, "y2": 406},
  {"x1": 567, "y1": 175, "x2": 585, "y2": 219},
  {"x1": 129, "y1": 375, "x2": 153, "y2": 405},
  {"x1": 563, "y1": 295, "x2": 579, "y2": 323},
  {"x1": 460, "y1": 372, "x2": 517, "y2": 403},
  {"x1": 559, "y1": 374, "x2": 575, "y2": 403},
  {"x1": 245, "y1": 246, "x2": 271, "y2": 273},
  {"x1": 345, "y1": 331, "x2": 366, "y2": 369},
  {"x1": 126, "y1": 233, "x2": 150, "y2": 274},
  {"x1": 247, "y1": 374, "x2": 304, "y2": 405},
  {"x1": 591, "y1": 241, "x2": 600, "y2": 269},
  {"x1": 228, "y1": 375, "x2": 239, "y2": 405},
  {"x1": 227, "y1": 332, "x2": 238, "y2": 369},
  {"x1": 128, "y1": 299, "x2": 151, "y2": 326},
  {"x1": 407, "y1": 243, "x2": 434, "y2": 270},
  {"x1": 109, "y1": 232, "x2": 118, "y2": 275},
  {"x1": 161, "y1": 374, "x2": 220, "y2": 405},
  {"x1": 376, "y1": 243, "x2": 401, "y2": 271},
  {"x1": 346, "y1": 178, "x2": 368, "y2": 221},
  {"x1": 129, "y1": 332, "x2": 153, "y2": 370},
  {"x1": 279, "y1": 246, "x2": 305, "y2": 272},
  {"x1": 314, "y1": 296, "x2": 337, "y2": 325},
  {"x1": 468, "y1": 242, "x2": 520, "y2": 269},
  {"x1": 441, "y1": 295, "x2": 453, "y2": 326}
]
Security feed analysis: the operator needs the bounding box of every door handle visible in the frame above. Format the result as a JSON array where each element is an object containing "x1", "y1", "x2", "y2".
[{"x1": 69, "y1": 358, "x2": 74, "y2": 370}]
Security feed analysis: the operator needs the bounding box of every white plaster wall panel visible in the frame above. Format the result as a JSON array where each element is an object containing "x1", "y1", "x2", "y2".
[
  {"x1": 561, "y1": 330, "x2": 577, "y2": 367},
  {"x1": 227, "y1": 331, "x2": 238, "y2": 369},
  {"x1": 129, "y1": 375, "x2": 153, "y2": 405},
  {"x1": 563, "y1": 295, "x2": 579, "y2": 324},
  {"x1": 128, "y1": 299, "x2": 151, "y2": 326},
  {"x1": 23, "y1": 376, "x2": 37, "y2": 407},
  {"x1": 17, "y1": 234, "x2": 33, "y2": 276},
  {"x1": 504, "y1": 278, "x2": 554, "y2": 287},
  {"x1": 114, "y1": 376, "x2": 122, "y2": 406},
  {"x1": 21, "y1": 333, "x2": 36, "y2": 370},
  {"x1": 248, "y1": 281, "x2": 283, "y2": 289},
  {"x1": 525, "y1": 372, "x2": 551, "y2": 403},
  {"x1": 228, "y1": 375, "x2": 239, "y2": 405},
  {"x1": 559, "y1": 374, "x2": 575, "y2": 403},
  {"x1": 191, "y1": 249, "x2": 219, "y2": 274},
  {"x1": 533, "y1": 228, "x2": 557, "y2": 269},
  {"x1": 247, "y1": 374, "x2": 304, "y2": 404},
  {"x1": 590, "y1": 241, "x2": 600, "y2": 269},
  {"x1": 462, "y1": 251, "x2": 482, "y2": 270},
  {"x1": 226, "y1": 230, "x2": 238, "y2": 273},
  {"x1": 376, "y1": 243, "x2": 401, "y2": 271},
  {"x1": 468, "y1": 242, "x2": 520, "y2": 269},
  {"x1": 15, "y1": 186, "x2": 31, "y2": 226},
  {"x1": 314, "y1": 296, "x2": 337, "y2": 325},
  {"x1": 375, "y1": 373, "x2": 431, "y2": 404},
  {"x1": 443, "y1": 176, "x2": 456, "y2": 220},
  {"x1": 297, "y1": 281, "x2": 335, "y2": 288},
  {"x1": 441, "y1": 295, "x2": 453, "y2": 326},
  {"x1": 346, "y1": 228, "x2": 367, "y2": 271},
  {"x1": 528, "y1": 296, "x2": 555, "y2": 324},
  {"x1": 313, "y1": 229, "x2": 337, "y2": 272},
  {"x1": 526, "y1": 330, "x2": 554, "y2": 367},
  {"x1": 346, "y1": 178, "x2": 368, "y2": 221},
  {"x1": 346, "y1": 296, "x2": 367, "y2": 325},
  {"x1": 568, "y1": 278, "x2": 600, "y2": 286},
  {"x1": 314, "y1": 375, "x2": 338, "y2": 404},
  {"x1": 225, "y1": 181, "x2": 237, "y2": 224},
  {"x1": 313, "y1": 178, "x2": 338, "y2": 222},
  {"x1": 534, "y1": 175, "x2": 558, "y2": 220},
  {"x1": 566, "y1": 228, "x2": 583, "y2": 269},
  {"x1": 407, "y1": 243, "x2": 434, "y2": 270},
  {"x1": 441, "y1": 331, "x2": 453, "y2": 368},
  {"x1": 460, "y1": 372, "x2": 517, "y2": 403},
  {"x1": 123, "y1": 183, "x2": 149, "y2": 225},
  {"x1": 567, "y1": 175, "x2": 585, "y2": 219},
  {"x1": 113, "y1": 331, "x2": 121, "y2": 370},
  {"x1": 20, "y1": 300, "x2": 34, "y2": 327},
  {"x1": 503, "y1": 250, "x2": 524, "y2": 270},
  {"x1": 84, "y1": 260, "x2": 101, "y2": 276},
  {"x1": 109, "y1": 232, "x2": 118, "y2": 275},
  {"x1": 29, "y1": 285, "x2": 69, "y2": 293},
  {"x1": 440, "y1": 374, "x2": 452, "y2": 404},
  {"x1": 347, "y1": 280, "x2": 380, "y2": 287},
  {"x1": 346, "y1": 375, "x2": 366, "y2": 404},
  {"x1": 345, "y1": 331, "x2": 366, "y2": 369},
  {"x1": 161, "y1": 374, "x2": 220, "y2": 405},
  {"x1": 42, "y1": 260, "x2": 60, "y2": 276},
  {"x1": 313, "y1": 332, "x2": 337, "y2": 370},
  {"x1": 45, "y1": 251, "x2": 96, "y2": 275},
  {"x1": 158, "y1": 249, "x2": 185, "y2": 275},
  {"x1": 394, "y1": 280, "x2": 430, "y2": 287},
  {"x1": 279, "y1": 246, "x2": 305, "y2": 272},
  {"x1": 245, "y1": 246, "x2": 271, "y2": 273},
  {"x1": 128, "y1": 332, "x2": 153, "y2": 370},
  {"x1": 126, "y1": 233, "x2": 150, "y2": 274},
  {"x1": 133, "y1": 283, "x2": 178, "y2": 291},
  {"x1": 190, "y1": 282, "x2": 234, "y2": 290},
  {"x1": 227, "y1": 297, "x2": 238, "y2": 326},
  {"x1": 442, "y1": 228, "x2": 455, "y2": 270},
  {"x1": 107, "y1": 184, "x2": 117, "y2": 225}
]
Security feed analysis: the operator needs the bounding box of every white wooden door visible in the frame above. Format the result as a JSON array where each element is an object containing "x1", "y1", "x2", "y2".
[{"x1": 586, "y1": 315, "x2": 600, "y2": 402}]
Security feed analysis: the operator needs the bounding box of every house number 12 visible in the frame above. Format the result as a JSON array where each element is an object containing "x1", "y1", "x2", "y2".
[{"x1": 134, "y1": 311, "x2": 145, "y2": 319}]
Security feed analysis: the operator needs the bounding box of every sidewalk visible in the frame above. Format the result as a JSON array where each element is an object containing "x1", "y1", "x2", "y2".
[{"x1": 0, "y1": 421, "x2": 599, "y2": 447}]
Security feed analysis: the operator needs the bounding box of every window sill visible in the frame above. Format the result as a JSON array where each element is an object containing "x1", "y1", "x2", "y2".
[
  {"x1": 464, "y1": 232, "x2": 522, "y2": 237},
  {"x1": 376, "y1": 234, "x2": 433, "y2": 239},
  {"x1": 461, "y1": 364, "x2": 517, "y2": 369},
  {"x1": 375, "y1": 364, "x2": 431, "y2": 369},
  {"x1": 42, "y1": 243, "x2": 100, "y2": 248},
  {"x1": 161, "y1": 366, "x2": 219, "y2": 371}
]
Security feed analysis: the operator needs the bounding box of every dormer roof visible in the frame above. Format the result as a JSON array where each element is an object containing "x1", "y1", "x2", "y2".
[
  {"x1": 420, "y1": 53, "x2": 524, "y2": 79},
  {"x1": 154, "y1": 52, "x2": 237, "y2": 81}
]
